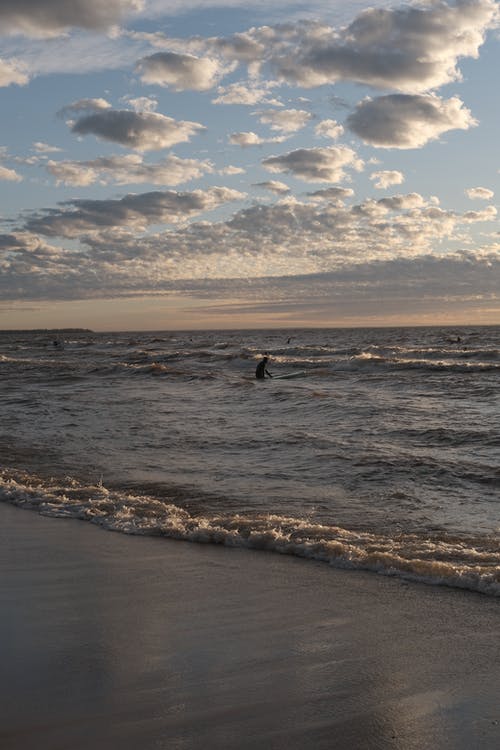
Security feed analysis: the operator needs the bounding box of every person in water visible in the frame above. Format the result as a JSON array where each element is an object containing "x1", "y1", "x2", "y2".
[{"x1": 255, "y1": 355, "x2": 273, "y2": 379}]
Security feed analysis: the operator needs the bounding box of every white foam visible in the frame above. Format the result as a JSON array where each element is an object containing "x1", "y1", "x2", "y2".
[{"x1": 1, "y1": 470, "x2": 499, "y2": 598}]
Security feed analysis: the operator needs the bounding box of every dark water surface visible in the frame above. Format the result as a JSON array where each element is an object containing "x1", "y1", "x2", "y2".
[{"x1": 1, "y1": 326, "x2": 499, "y2": 594}]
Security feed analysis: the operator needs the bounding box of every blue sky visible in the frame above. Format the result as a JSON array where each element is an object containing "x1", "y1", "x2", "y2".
[{"x1": 0, "y1": 0, "x2": 499, "y2": 330}]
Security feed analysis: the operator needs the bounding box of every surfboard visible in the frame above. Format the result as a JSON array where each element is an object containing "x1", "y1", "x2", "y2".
[{"x1": 272, "y1": 371, "x2": 306, "y2": 380}]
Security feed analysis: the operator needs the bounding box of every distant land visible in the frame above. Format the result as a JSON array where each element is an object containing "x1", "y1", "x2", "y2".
[{"x1": 0, "y1": 328, "x2": 94, "y2": 333}]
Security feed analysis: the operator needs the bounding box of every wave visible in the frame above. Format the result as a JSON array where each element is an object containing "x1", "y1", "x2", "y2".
[
  {"x1": 3, "y1": 343, "x2": 499, "y2": 383},
  {"x1": 2, "y1": 469, "x2": 499, "y2": 598},
  {"x1": 358, "y1": 345, "x2": 500, "y2": 360},
  {"x1": 395, "y1": 426, "x2": 500, "y2": 448},
  {"x1": 347, "y1": 352, "x2": 500, "y2": 373}
]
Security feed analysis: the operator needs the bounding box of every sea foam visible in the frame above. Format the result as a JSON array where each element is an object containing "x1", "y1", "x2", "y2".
[{"x1": 2, "y1": 469, "x2": 499, "y2": 598}]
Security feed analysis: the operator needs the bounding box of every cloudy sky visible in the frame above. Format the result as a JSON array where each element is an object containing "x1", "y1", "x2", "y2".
[{"x1": 1, "y1": 0, "x2": 499, "y2": 330}]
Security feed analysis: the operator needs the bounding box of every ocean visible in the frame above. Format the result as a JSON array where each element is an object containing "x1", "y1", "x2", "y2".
[{"x1": 1, "y1": 326, "x2": 499, "y2": 596}]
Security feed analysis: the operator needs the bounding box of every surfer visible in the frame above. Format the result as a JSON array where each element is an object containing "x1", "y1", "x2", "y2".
[{"x1": 255, "y1": 355, "x2": 273, "y2": 379}]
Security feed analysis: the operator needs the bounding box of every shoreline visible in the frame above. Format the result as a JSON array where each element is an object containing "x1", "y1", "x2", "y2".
[{"x1": 1, "y1": 502, "x2": 499, "y2": 750}]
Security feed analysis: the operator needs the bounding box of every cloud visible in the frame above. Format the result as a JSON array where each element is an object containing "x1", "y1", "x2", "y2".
[
  {"x1": 45, "y1": 154, "x2": 214, "y2": 187},
  {"x1": 185, "y1": 252, "x2": 500, "y2": 325},
  {"x1": 58, "y1": 98, "x2": 111, "y2": 117},
  {"x1": 0, "y1": 58, "x2": 29, "y2": 86},
  {"x1": 136, "y1": 52, "x2": 233, "y2": 91},
  {"x1": 115, "y1": 1, "x2": 499, "y2": 101},
  {"x1": 62, "y1": 103, "x2": 205, "y2": 152},
  {"x1": 24, "y1": 187, "x2": 245, "y2": 237},
  {"x1": 218, "y1": 165, "x2": 245, "y2": 175},
  {"x1": 346, "y1": 94, "x2": 477, "y2": 148},
  {"x1": 130, "y1": 26, "x2": 268, "y2": 63},
  {"x1": 125, "y1": 96, "x2": 158, "y2": 113},
  {"x1": 205, "y1": 30, "x2": 268, "y2": 63},
  {"x1": 1, "y1": 1, "x2": 499, "y2": 318},
  {"x1": 0, "y1": 0, "x2": 142, "y2": 38},
  {"x1": 23, "y1": 187, "x2": 246, "y2": 238},
  {"x1": 315, "y1": 119, "x2": 344, "y2": 140},
  {"x1": 3, "y1": 191, "x2": 499, "y2": 310},
  {"x1": 0, "y1": 231, "x2": 61, "y2": 255},
  {"x1": 32, "y1": 141, "x2": 63, "y2": 154},
  {"x1": 377, "y1": 192, "x2": 425, "y2": 210},
  {"x1": 466, "y1": 186, "x2": 494, "y2": 200},
  {"x1": 0, "y1": 29, "x2": 150, "y2": 80},
  {"x1": 306, "y1": 186, "x2": 354, "y2": 203},
  {"x1": 228, "y1": 131, "x2": 286, "y2": 146},
  {"x1": 253, "y1": 180, "x2": 291, "y2": 194},
  {"x1": 370, "y1": 170, "x2": 404, "y2": 189},
  {"x1": 2, "y1": 147, "x2": 498, "y2": 307},
  {"x1": 0, "y1": 166, "x2": 23, "y2": 182},
  {"x1": 212, "y1": 82, "x2": 280, "y2": 106},
  {"x1": 463, "y1": 205, "x2": 497, "y2": 222},
  {"x1": 270, "y1": 0, "x2": 499, "y2": 93},
  {"x1": 257, "y1": 108, "x2": 312, "y2": 133},
  {"x1": 262, "y1": 145, "x2": 363, "y2": 182}
]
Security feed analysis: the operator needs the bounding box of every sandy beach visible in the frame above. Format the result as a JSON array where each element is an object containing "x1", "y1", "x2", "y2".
[{"x1": 1, "y1": 502, "x2": 499, "y2": 750}]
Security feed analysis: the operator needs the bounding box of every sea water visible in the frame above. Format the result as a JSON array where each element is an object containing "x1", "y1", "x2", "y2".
[{"x1": 1, "y1": 326, "x2": 499, "y2": 595}]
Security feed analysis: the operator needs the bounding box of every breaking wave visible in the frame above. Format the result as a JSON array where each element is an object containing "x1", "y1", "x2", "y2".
[{"x1": 2, "y1": 469, "x2": 499, "y2": 598}]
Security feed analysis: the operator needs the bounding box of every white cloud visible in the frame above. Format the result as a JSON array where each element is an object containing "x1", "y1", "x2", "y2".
[
  {"x1": 0, "y1": 58, "x2": 29, "y2": 86},
  {"x1": 253, "y1": 180, "x2": 291, "y2": 194},
  {"x1": 58, "y1": 98, "x2": 111, "y2": 117},
  {"x1": 307, "y1": 187, "x2": 354, "y2": 203},
  {"x1": 62, "y1": 103, "x2": 205, "y2": 152},
  {"x1": 218, "y1": 165, "x2": 245, "y2": 175},
  {"x1": 370, "y1": 170, "x2": 405, "y2": 189},
  {"x1": 257, "y1": 108, "x2": 312, "y2": 133},
  {"x1": 46, "y1": 154, "x2": 214, "y2": 187},
  {"x1": 5, "y1": 190, "x2": 499, "y2": 306},
  {"x1": 212, "y1": 82, "x2": 280, "y2": 106},
  {"x1": 205, "y1": 30, "x2": 267, "y2": 62},
  {"x1": 377, "y1": 192, "x2": 425, "y2": 210},
  {"x1": 229, "y1": 131, "x2": 287, "y2": 146},
  {"x1": 136, "y1": 52, "x2": 233, "y2": 91},
  {"x1": 1, "y1": 0, "x2": 499, "y2": 318},
  {"x1": 0, "y1": 165, "x2": 23, "y2": 182},
  {"x1": 23, "y1": 187, "x2": 246, "y2": 237},
  {"x1": 347, "y1": 94, "x2": 477, "y2": 148},
  {"x1": 270, "y1": 0, "x2": 499, "y2": 93},
  {"x1": 466, "y1": 186, "x2": 494, "y2": 200},
  {"x1": 125, "y1": 96, "x2": 158, "y2": 113},
  {"x1": 315, "y1": 119, "x2": 344, "y2": 140},
  {"x1": 262, "y1": 146, "x2": 363, "y2": 182},
  {"x1": 229, "y1": 131, "x2": 263, "y2": 146},
  {"x1": 0, "y1": 0, "x2": 143, "y2": 38},
  {"x1": 32, "y1": 142, "x2": 63, "y2": 154},
  {"x1": 127, "y1": 26, "x2": 266, "y2": 62},
  {"x1": 463, "y1": 205, "x2": 497, "y2": 222},
  {"x1": 14, "y1": 1, "x2": 494, "y2": 89}
]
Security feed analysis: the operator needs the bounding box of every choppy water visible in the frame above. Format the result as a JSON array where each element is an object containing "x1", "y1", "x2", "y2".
[{"x1": 1, "y1": 326, "x2": 499, "y2": 595}]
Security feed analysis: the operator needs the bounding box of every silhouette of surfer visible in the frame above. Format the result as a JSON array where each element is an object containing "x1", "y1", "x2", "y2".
[{"x1": 255, "y1": 355, "x2": 273, "y2": 379}]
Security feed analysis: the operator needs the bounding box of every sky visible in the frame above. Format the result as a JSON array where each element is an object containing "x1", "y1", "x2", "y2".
[{"x1": 0, "y1": 0, "x2": 499, "y2": 331}]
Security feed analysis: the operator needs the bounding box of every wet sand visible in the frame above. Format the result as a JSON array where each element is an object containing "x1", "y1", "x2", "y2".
[{"x1": 1, "y1": 502, "x2": 499, "y2": 750}]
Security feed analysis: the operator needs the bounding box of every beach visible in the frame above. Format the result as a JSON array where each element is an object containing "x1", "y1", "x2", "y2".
[{"x1": 1, "y1": 502, "x2": 499, "y2": 750}]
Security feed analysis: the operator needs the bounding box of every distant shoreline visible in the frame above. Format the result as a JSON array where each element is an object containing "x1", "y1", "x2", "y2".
[
  {"x1": 0, "y1": 324, "x2": 497, "y2": 335},
  {"x1": 0, "y1": 328, "x2": 93, "y2": 334}
]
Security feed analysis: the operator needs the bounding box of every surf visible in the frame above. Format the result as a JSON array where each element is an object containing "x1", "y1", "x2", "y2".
[{"x1": 2, "y1": 468, "x2": 499, "y2": 598}]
